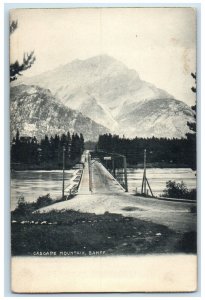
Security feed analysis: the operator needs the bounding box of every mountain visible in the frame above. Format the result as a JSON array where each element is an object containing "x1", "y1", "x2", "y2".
[
  {"x1": 57, "y1": 90, "x2": 118, "y2": 131},
  {"x1": 117, "y1": 98, "x2": 195, "y2": 138},
  {"x1": 10, "y1": 84, "x2": 110, "y2": 141},
  {"x1": 13, "y1": 55, "x2": 195, "y2": 138}
]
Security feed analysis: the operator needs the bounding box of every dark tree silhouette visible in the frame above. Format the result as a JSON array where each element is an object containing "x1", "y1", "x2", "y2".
[
  {"x1": 191, "y1": 72, "x2": 196, "y2": 94},
  {"x1": 187, "y1": 72, "x2": 196, "y2": 133},
  {"x1": 10, "y1": 20, "x2": 18, "y2": 34},
  {"x1": 10, "y1": 20, "x2": 36, "y2": 82},
  {"x1": 11, "y1": 131, "x2": 84, "y2": 169},
  {"x1": 185, "y1": 72, "x2": 196, "y2": 170},
  {"x1": 96, "y1": 133, "x2": 196, "y2": 169}
]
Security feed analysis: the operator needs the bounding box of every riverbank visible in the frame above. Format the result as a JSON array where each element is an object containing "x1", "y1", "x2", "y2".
[
  {"x1": 11, "y1": 161, "x2": 194, "y2": 171},
  {"x1": 11, "y1": 163, "x2": 71, "y2": 171},
  {"x1": 127, "y1": 162, "x2": 194, "y2": 169}
]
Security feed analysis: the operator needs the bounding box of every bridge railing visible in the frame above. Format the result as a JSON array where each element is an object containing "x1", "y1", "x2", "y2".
[{"x1": 91, "y1": 150, "x2": 128, "y2": 192}]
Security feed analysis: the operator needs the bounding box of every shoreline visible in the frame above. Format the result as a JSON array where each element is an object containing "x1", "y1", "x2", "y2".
[{"x1": 11, "y1": 164, "x2": 194, "y2": 171}]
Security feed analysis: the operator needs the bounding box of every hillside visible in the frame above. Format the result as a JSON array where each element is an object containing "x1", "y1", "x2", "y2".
[{"x1": 10, "y1": 84, "x2": 110, "y2": 141}]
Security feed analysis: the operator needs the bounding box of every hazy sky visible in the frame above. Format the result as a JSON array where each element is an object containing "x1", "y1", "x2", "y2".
[{"x1": 10, "y1": 8, "x2": 196, "y2": 106}]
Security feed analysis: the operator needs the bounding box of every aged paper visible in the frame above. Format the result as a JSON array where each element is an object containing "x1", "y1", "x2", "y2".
[
  {"x1": 12, "y1": 255, "x2": 197, "y2": 293},
  {"x1": 10, "y1": 7, "x2": 197, "y2": 293}
]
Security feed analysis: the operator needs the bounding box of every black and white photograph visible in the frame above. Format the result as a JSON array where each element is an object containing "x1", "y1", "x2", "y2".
[{"x1": 9, "y1": 7, "x2": 197, "y2": 293}]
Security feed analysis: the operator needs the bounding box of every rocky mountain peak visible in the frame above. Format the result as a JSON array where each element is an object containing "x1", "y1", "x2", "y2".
[{"x1": 11, "y1": 55, "x2": 195, "y2": 139}]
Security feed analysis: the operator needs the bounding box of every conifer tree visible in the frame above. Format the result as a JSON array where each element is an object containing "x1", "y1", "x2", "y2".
[
  {"x1": 187, "y1": 72, "x2": 196, "y2": 133},
  {"x1": 186, "y1": 72, "x2": 197, "y2": 170},
  {"x1": 10, "y1": 20, "x2": 36, "y2": 82}
]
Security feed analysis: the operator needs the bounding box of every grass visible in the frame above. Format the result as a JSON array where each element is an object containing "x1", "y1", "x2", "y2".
[{"x1": 11, "y1": 209, "x2": 197, "y2": 256}]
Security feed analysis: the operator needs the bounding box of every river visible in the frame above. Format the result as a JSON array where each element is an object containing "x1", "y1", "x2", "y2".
[
  {"x1": 10, "y1": 170, "x2": 75, "y2": 211},
  {"x1": 10, "y1": 168, "x2": 196, "y2": 211},
  {"x1": 119, "y1": 167, "x2": 196, "y2": 196}
]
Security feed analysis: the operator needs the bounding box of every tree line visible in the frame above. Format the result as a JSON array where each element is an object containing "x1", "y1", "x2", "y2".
[
  {"x1": 96, "y1": 134, "x2": 196, "y2": 169},
  {"x1": 11, "y1": 130, "x2": 84, "y2": 170}
]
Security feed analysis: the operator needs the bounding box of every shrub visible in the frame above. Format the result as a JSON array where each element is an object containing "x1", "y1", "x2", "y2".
[
  {"x1": 13, "y1": 194, "x2": 54, "y2": 216},
  {"x1": 35, "y1": 194, "x2": 53, "y2": 209},
  {"x1": 14, "y1": 196, "x2": 36, "y2": 216},
  {"x1": 17, "y1": 195, "x2": 26, "y2": 211},
  {"x1": 161, "y1": 180, "x2": 196, "y2": 200}
]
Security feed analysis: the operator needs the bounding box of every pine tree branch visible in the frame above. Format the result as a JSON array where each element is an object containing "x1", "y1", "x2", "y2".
[
  {"x1": 10, "y1": 19, "x2": 36, "y2": 81},
  {"x1": 191, "y1": 87, "x2": 196, "y2": 93},
  {"x1": 10, "y1": 52, "x2": 36, "y2": 82},
  {"x1": 10, "y1": 20, "x2": 18, "y2": 34}
]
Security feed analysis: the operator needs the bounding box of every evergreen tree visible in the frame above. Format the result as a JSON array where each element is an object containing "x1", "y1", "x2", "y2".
[
  {"x1": 187, "y1": 72, "x2": 196, "y2": 133},
  {"x1": 10, "y1": 20, "x2": 36, "y2": 82},
  {"x1": 11, "y1": 131, "x2": 84, "y2": 168},
  {"x1": 186, "y1": 72, "x2": 197, "y2": 170},
  {"x1": 97, "y1": 133, "x2": 196, "y2": 168},
  {"x1": 40, "y1": 135, "x2": 50, "y2": 163}
]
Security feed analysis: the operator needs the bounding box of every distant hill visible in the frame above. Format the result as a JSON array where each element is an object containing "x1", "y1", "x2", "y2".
[
  {"x1": 10, "y1": 84, "x2": 110, "y2": 141},
  {"x1": 12, "y1": 55, "x2": 195, "y2": 138}
]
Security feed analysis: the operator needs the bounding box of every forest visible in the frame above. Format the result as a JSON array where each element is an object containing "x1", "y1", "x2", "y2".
[
  {"x1": 11, "y1": 130, "x2": 84, "y2": 170},
  {"x1": 96, "y1": 134, "x2": 196, "y2": 169}
]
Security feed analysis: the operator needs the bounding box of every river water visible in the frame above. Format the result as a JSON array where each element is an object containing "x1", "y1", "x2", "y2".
[
  {"x1": 10, "y1": 170, "x2": 74, "y2": 211},
  {"x1": 119, "y1": 167, "x2": 196, "y2": 196},
  {"x1": 10, "y1": 168, "x2": 196, "y2": 211}
]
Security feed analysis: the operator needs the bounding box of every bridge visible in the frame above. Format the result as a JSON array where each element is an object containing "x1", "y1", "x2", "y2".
[
  {"x1": 38, "y1": 150, "x2": 196, "y2": 234},
  {"x1": 78, "y1": 151, "x2": 125, "y2": 195}
]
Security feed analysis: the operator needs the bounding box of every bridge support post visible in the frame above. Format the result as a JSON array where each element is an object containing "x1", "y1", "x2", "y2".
[
  {"x1": 123, "y1": 156, "x2": 128, "y2": 192},
  {"x1": 141, "y1": 149, "x2": 154, "y2": 197},
  {"x1": 88, "y1": 153, "x2": 92, "y2": 192},
  {"x1": 62, "y1": 146, "x2": 65, "y2": 199},
  {"x1": 141, "y1": 149, "x2": 147, "y2": 194},
  {"x1": 112, "y1": 157, "x2": 116, "y2": 178}
]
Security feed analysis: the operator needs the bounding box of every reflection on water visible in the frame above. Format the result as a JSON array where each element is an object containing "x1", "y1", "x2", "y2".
[
  {"x1": 11, "y1": 170, "x2": 74, "y2": 211},
  {"x1": 117, "y1": 168, "x2": 196, "y2": 195}
]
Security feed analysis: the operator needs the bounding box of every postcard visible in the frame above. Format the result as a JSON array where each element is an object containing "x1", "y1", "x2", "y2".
[{"x1": 10, "y1": 7, "x2": 197, "y2": 293}]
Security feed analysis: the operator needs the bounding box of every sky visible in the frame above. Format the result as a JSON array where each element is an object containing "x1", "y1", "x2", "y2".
[{"x1": 10, "y1": 8, "x2": 196, "y2": 106}]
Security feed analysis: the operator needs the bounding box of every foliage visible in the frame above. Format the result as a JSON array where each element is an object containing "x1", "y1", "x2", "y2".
[
  {"x1": 10, "y1": 20, "x2": 18, "y2": 34},
  {"x1": 14, "y1": 196, "x2": 36, "y2": 216},
  {"x1": 96, "y1": 133, "x2": 196, "y2": 169},
  {"x1": 36, "y1": 194, "x2": 53, "y2": 209},
  {"x1": 187, "y1": 72, "x2": 196, "y2": 133},
  {"x1": 12, "y1": 193, "x2": 76, "y2": 218},
  {"x1": 190, "y1": 72, "x2": 197, "y2": 94},
  {"x1": 186, "y1": 72, "x2": 196, "y2": 170},
  {"x1": 10, "y1": 20, "x2": 36, "y2": 81},
  {"x1": 10, "y1": 52, "x2": 36, "y2": 82},
  {"x1": 161, "y1": 180, "x2": 196, "y2": 200},
  {"x1": 11, "y1": 130, "x2": 84, "y2": 169}
]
